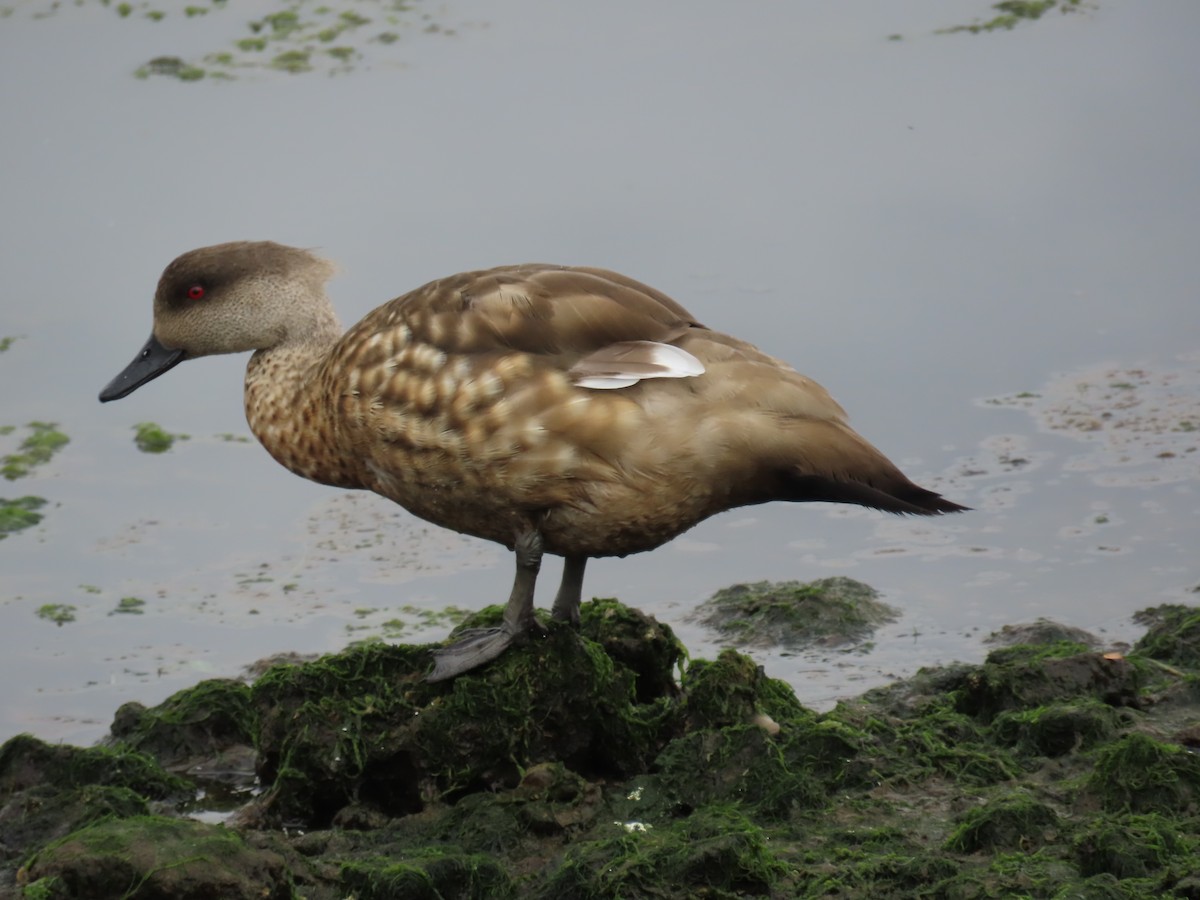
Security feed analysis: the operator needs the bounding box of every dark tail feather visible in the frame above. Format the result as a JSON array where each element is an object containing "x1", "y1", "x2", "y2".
[{"x1": 782, "y1": 473, "x2": 969, "y2": 517}]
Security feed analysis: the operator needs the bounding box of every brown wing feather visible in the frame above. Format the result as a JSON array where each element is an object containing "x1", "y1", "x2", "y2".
[{"x1": 344, "y1": 265, "x2": 704, "y2": 362}]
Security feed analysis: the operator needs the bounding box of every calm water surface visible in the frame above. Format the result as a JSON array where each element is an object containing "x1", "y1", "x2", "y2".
[{"x1": 1, "y1": 0, "x2": 1197, "y2": 744}]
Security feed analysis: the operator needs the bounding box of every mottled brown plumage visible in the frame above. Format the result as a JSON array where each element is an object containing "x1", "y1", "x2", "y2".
[{"x1": 100, "y1": 241, "x2": 966, "y2": 680}]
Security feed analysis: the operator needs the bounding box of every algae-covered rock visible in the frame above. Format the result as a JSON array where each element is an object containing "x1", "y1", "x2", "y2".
[
  {"x1": 945, "y1": 791, "x2": 1061, "y2": 852},
  {"x1": 246, "y1": 609, "x2": 677, "y2": 827},
  {"x1": 991, "y1": 699, "x2": 1124, "y2": 757},
  {"x1": 0, "y1": 733, "x2": 190, "y2": 802},
  {"x1": 0, "y1": 734, "x2": 191, "y2": 875},
  {"x1": 680, "y1": 648, "x2": 808, "y2": 731},
  {"x1": 7, "y1": 597, "x2": 1200, "y2": 898},
  {"x1": 537, "y1": 805, "x2": 791, "y2": 899},
  {"x1": 1085, "y1": 732, "x2": 1200, "y2": 814},
  {"x1": 1074, "y1": 812, "x2": 1197, "y2": 880},
  {"x1": 692, "y1": 576, "x2": 898, "y2": 649},
  {"x1": 957, "y1": 644, "x2": 1142, "y2": 721},
  {"x1": 21, "y1": 816, "x2": 293, "y2": 900},
  {"x1": 110, "y1": 678, "x2": 256, "y2": 768},
  {"x1": 1134, "y1": 603, "x2": 1200, "y2": 668},
  {"x1": 986, "y1": 617, "x2": 1102, "y2": 649},
  {"x1": 340, "y1": 853, "x2": 515, "y2": 900},
  {"x1": 580, "y1": 597, "x2": 685, "y2": 701}
]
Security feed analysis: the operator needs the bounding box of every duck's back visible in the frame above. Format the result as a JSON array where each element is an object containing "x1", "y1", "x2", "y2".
[{"x1": 337, "y1": 264, "x2": 700, "y2": 359}]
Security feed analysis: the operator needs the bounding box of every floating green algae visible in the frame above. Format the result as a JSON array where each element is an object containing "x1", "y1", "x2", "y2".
[
  {"x1": 18, "y1": 0, "x2": 461, "y2": 81},
  {"x1": 269, "y1": 48, "x2": 312, "y2": 73},
  {"x1": 135, "y1": 55, "x2": 205, "y2": 81},
  {"x1": 0, "y1": 495, "x2": 46, "y2": 539},
  {"x1": 35, "y1": 604, "x2": 77, "y2": 626},
  {"x1": 1, "y1": 422, "x2": 69, "y2": 480},
  {"x1": 7, "y1": 599, "x2": 1200, "y2": 898},
  {"x1": 110, "y1": 596, "x2": 146, "y2": 615},
  {"x1": 939, "y1": 0, "x2": 1089, "y2": 34},
  {"x1": 348, "y1": 603, "x2": 474, "y2": 642},
  {"x1": 132, "y1": 421, "x2": 188, "y2": 453}
]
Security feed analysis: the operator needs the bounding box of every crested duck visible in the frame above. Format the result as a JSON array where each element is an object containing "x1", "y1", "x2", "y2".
[{"x1": 100, "y1": 241, "x2": 966, "y2": 681}]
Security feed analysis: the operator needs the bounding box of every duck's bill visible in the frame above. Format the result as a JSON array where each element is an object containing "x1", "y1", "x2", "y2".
[{"x1": 99, "y1": 333, "x2": 186, "y2": 402}]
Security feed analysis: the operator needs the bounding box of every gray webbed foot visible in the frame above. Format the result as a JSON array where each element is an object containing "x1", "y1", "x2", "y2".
[
  {"x1": 427, "y1": 626, "x2": 520, "y2": 682},
  {"x1": 426, "y1": 526, "x2": 546, "y2": 682}
]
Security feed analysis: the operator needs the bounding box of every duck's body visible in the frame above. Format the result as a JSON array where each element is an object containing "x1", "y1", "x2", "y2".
[{"x1": 101, "y1": 241, "x2": 965, "y2": 680}]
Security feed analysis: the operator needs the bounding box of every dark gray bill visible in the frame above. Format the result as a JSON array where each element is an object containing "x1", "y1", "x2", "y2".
[{"x1": 99, "y1": 333, "x2": 186, "y2": 402}]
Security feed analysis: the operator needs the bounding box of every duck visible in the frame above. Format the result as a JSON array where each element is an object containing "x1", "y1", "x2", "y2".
[{"x1": 100, "y1": 241, "x2": 966, "y2": 681}]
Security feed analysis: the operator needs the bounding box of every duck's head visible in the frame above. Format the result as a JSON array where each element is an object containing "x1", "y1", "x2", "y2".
[{"x1": 99, "y1": 241, "x2": 337, "y2": 402}]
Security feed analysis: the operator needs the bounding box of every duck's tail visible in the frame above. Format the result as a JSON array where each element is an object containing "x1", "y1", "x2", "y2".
[
  {"x1": 780, "y1": 471, "x2": 968, "y2": 516},
  {"x1": 767, "y1": 417, "x2": 969, "y2": 516}
]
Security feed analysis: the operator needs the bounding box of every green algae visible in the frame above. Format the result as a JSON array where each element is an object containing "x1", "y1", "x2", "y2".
[
  {"x1": 110, "y1": 596, "x2": 146, "y2": 615},
  {"x1": 132, "y1": 421, "x2": 188, "y2": 453},
  {"x1": 693, "y1": 576, "x2": 898, "y2": 650},
  {"x1": 987, "y1": 617, "x2": 1101, "y2": 649},
  {"x1": 0, "y1": 336, "x2": 17, "y2": 352},
  {"x1": 955, "y1": 642, "x2": 1141, "y2": 721},
  {"x1": 847, "y1": 679, "x2": 1022, "y2": 788},
  {"x1": 1, "y1": 421, "x2": 69, "y2": 480},
  {"x1": 992, "y1": 698, "x2": 1122, "y2": 757},
  {"x1": 945, "y1": 791, "x2": 1061, "y2": 853},
  {"x1": 939, "y1": 0, "x2": 1089, "y2": 35},
  {"x1": 347, "y1": 602, "x2": 472, "y2": 641},
  {"x1": 1086, "y1": 732, "x2": 1200, "y2": 814},
  {"x1": 134, "y1": 54, "x2": 206, "y2": 81},
  {"x1": 111, "y1": 678, "x2": 256, "y2": 768},
  {"x1": 542, "y1": 805, "x2": 791, "y2": 899},
  {"x1": 18, "y1": 0, "x2": 460, "y2": 81},
  {"x1": 341, "y1": 853, "x2": 515, "y2": 900},
  {"x1": 35, "y1": 603, "x2": 76, "y2": 626},
  {"x1": 253, "y1": 9, "x2": 303, "y2": 38},
  {"x1": 1134, "y1": 604, "x2": 1200, "y2": 668},
  {"x1": 685, "y1": 650, "x2": 793, "y2": 718},
  {"x1": 1075, "y1": 813, "x2": 1200, "y2": 880},
  {"x1": 22, "y1": 816, "x2": 295, "y2": 900},
  {"x1": 580, "y1": 597, "x2": 686, "y2": 701},
  {"x1": 0, "y1": 733, "x2": 190, "y2": 801},
  {"x1": 270, "y1": 48, "x2": 312, "y2": 73},
  {"x1": 0, "y1": 495, "x2": 46, "y2": 539},
  {"x1": 249, "y1": 607, "x2": 676, "y2": 826},
  {"x1": 6, "y1": 599, "x2": 1200, "y2": 898}
]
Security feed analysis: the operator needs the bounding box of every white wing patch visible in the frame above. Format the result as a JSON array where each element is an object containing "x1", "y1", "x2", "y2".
[
  {"x1": 568, "y1": 341, "x2": 705, "y2": 390},
  {"x1": 572, "y1": 374, "x2": 642, "y2": 390}
]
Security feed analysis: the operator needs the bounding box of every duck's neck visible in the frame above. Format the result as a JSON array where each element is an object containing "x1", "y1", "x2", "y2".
[{"x1": 244, "y1": 329, "x2": 361, "y2": 490}]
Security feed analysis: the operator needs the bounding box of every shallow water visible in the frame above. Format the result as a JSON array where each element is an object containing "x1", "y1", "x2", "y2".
[{"x1": 1, "y1": 0, "x2": 1197, "y2": 744}]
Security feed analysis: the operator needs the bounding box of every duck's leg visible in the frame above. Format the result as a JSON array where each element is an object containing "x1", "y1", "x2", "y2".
[
  {"x1": 426, "y1": 528, "x2": 545, "y2": 682},
  {"x1": 550, "y1": 556, "x2": 587, "y2": 627}
]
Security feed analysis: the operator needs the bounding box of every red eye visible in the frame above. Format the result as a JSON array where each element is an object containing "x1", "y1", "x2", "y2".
[{"x1": 186, "y1": 284, "x2": 206, "y2": 300}]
